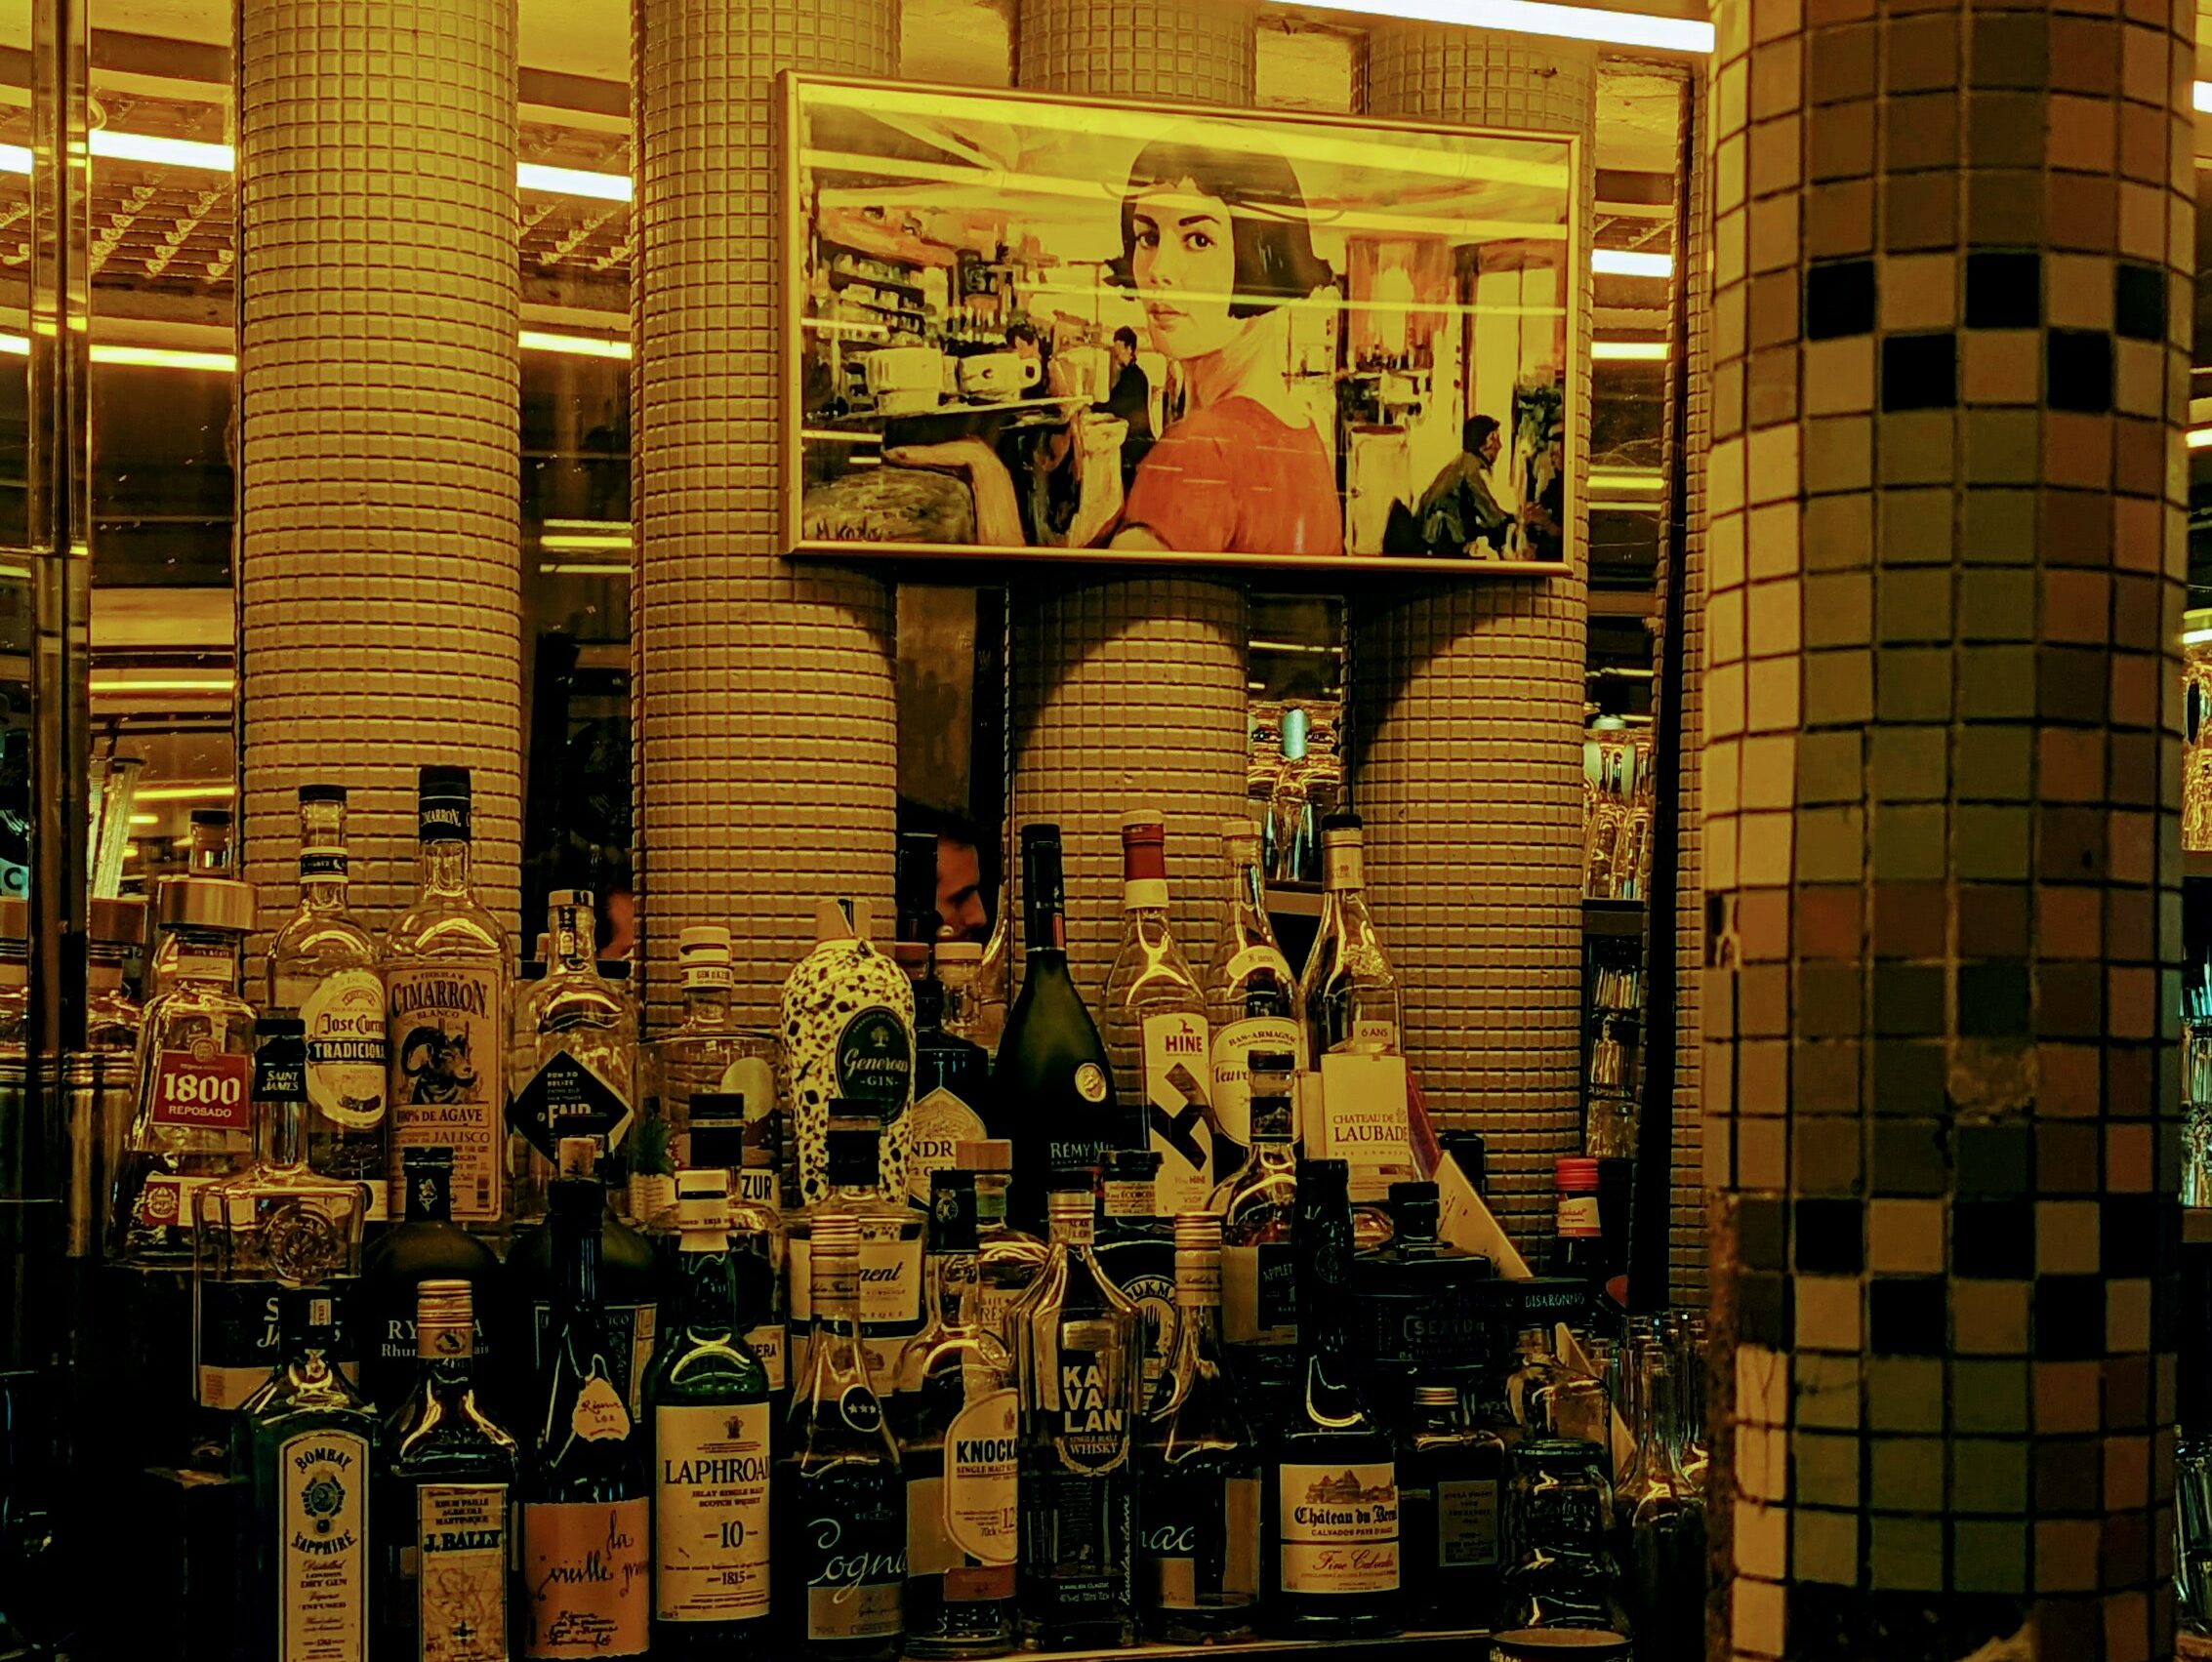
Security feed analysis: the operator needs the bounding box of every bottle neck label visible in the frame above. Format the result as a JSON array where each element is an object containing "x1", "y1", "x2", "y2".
[
  {"x1": 1555, "y1": 1193, "x2": 1603, "y2": 1237},
  {"x1": 1048, "y1": 1212, "x2": 1096, "y2": 1249},
  {"x1": 299, "y1": 848, "x2": 348, "y2": 883},
  {"x1": 1122, "y1": 877, "x2": 1168, "y2": 912},
  {"x1": 1172, "y1": 1252, "x2": 1221, "y2": 1308},
  {"x1": 1323, "y1": 840, "x2": 1365, "y2": 892}
]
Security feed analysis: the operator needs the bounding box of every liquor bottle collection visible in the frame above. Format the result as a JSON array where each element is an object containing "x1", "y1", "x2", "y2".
[{"x1": 43, "y1": 767, "x2": 1708, "y2": 1661}]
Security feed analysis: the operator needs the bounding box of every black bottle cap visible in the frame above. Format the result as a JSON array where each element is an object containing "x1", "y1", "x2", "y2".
[
  {"x1": 1297, "y1": 1157, "x2": 1350, "y2": 1197},
  {"x1": 298, "y1": 783, "x2": 347, "y2": 804},
  {"x1": 689, "y1": 1115, "x2": 747, "y2": 1171},
  {"x1": 1019, "y1": 823, "x2": 1062, "y2": 847},
  {"x1": 254, "y1": 1020, "x2": 307, "y2": 1102},
  {"x1": 189, "y1": 807, "x2": 232, "y2": 830},
  {"x1": 1249, "y1": 1049, "x2": 1298, "y2": 1074},
  {"x1": 929, "y1": 1169, "x2": 979, "y2": 1253},
  {"x1": 914, "y1": 976, "x2": 946, "y2": 1028},
  {"x1": 1104, "y1": 1148, "x2": 1161, "y2": 1178},
  {"x1": 419, "y1": 764, "x2": 471, "y2": 799},
  {"x1": 1389, "y1": 1181, "x2": 1441, "y2": 1238},
  {"x1": 825, "y1": 1122, "x2": 880, "y2": 1187},
  {"x1": 1321, "y1": 810, "x2": 1364, "y2": 832}
]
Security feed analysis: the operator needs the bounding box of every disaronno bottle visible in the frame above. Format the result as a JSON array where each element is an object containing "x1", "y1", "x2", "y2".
[
  {"x1": 267, "y1": 784, "x2": 389, "y2": 1219},
  {"x1": 385, "y1": 767, "x2": 511, "y2": 1229},
  {"x1": 1101, "y1": 811, "x2": 1215, "y2": 1217},
  {"x1": 1205, "y1": 818, "x2": 1301, "y2": 1179},
  {"x1": 780, "y1": 898, "x2": 916, "y2": 1207}
]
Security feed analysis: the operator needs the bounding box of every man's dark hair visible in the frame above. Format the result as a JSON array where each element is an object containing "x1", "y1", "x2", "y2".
[
  {"x1": 1463, "y1": 414, "x2": 1501, "y2": 456},
  {"x1": 1004, "y1": 319, "x2": 1039, "y2": 347},
  {"x1": 1112, "y1": 325, "x2": 1139, "y2": 351},
  {"x1": 1107, "y1": 132, "x2": 1333, "y2": 316}
]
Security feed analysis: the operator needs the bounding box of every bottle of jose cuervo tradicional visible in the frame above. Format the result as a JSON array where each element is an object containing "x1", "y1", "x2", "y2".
[{"x1": 383, "y1": 766, "x2": 511, "y2": 1231}]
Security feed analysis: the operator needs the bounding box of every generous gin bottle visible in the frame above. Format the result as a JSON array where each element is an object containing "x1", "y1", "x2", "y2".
[
  {"x1": 1138, "y1": 1212, "x2": 1261, "y2": 1642},
  {"x1": 895, "y1": 1170, "x2": 1020, "y2": 1658},
  {"x1": 509, "y1": 888, "x2": 636, "y2": 1224},
  {"x1": 266, "y1": 784, "x2": 389, "y2": 1218},
  {"x1": 645, "y1": 1169, "x2": 773, "y2": 1658},
  {"x1": 1261, "y1": 1158, "x2": 1402, "y2": 1637},
  {"x1": 776, "y1": 1213, "x2": 907, "y2": 1661},
  {"x1": 231, "y1": 1286, "x2": 378, "y2": 1662},
  {"x1": 385, "y1": 766, "x2": 511, "y2": 1230},
  {"x1": 781, "y1": 898, "x2": 917, "y2": 1207},
  {"x1": 1101, "y1": 811, "x2": 1215, "y2": 1217},
  {"x1": 1010, "y1": 1187, "x2": 1142, "y2": 1650},
  {"x1": 112, "y1": 870, "x2": 258, "y2": 1264},
  {"x1": 1205, "y1": 819, "x2": 1302, "y2": 1179},
  {"x1": 517, "y1": 1146, "x2": 651, "y2": 1659},
  {"x1": 1296, "y1": 812, "x2": 1402, "y2": 1065},
  {"x1": 376, "y1": 1279, "x2": 519, "y2": 1662}
]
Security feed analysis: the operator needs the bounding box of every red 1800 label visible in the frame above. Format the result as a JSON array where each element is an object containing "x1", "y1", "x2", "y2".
[{"x1": 148, "y1": 1047, "x2": 253, "y2": 1130}]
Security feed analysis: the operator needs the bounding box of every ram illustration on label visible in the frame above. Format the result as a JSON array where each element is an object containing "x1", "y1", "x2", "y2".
[
  {"x1": 509, "y1": 1051, "x2": 635, "y2": 1161},
  {"x1": 395, "y1": 1020, "x2": 483, "y2": 1107}
]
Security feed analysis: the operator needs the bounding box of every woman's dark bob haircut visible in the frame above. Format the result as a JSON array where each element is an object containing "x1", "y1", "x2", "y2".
[{"x1": 1106, "y1": 134, "x2": 1335, "y2": 317}]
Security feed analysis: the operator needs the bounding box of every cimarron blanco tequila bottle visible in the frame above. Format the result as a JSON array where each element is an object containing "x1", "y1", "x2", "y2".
[{"x1": 384, "y1": 766, "x2": 511, "y2": 1231}]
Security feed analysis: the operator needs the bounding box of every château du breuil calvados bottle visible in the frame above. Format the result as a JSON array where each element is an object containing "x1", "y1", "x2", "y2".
[
  {"x1": 384, "y1": 766, "x2": 511, "y2": 1229},
  {"x1": 989, "y1": 825, "x2": 1118, "y2": 1226}
]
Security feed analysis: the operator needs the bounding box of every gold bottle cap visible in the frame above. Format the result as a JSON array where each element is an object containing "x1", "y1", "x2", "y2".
[{"x1": 154, "y1": 872, "x2": 255, "y2": 935}]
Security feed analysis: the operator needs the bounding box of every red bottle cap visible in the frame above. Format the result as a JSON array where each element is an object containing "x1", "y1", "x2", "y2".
[{"x1": 1554, "y1": 1155, "x2": 1601, "y2": 1193}]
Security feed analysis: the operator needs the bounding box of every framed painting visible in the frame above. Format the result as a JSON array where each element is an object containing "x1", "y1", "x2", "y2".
[{"x1": 782, "y1": 73, "x2": 1579, "y2": 576}]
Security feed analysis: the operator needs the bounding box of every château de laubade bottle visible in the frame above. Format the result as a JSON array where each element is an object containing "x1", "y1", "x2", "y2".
[{"x1": 988, "y1": 824, "x2": 1118, "y2": 1226}]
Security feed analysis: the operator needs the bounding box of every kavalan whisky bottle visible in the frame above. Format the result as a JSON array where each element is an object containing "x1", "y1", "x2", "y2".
[
  {"x1": 266, "y1": 784, "x2": 389, "y2": 1220},
  {"x1": 385, "y1": 766, "x2": 511, "y2": 1231}
]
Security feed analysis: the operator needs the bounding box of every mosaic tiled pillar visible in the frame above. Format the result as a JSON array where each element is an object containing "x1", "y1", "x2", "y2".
[
  {"x1": 1008, "y1": 0, "x2": 1255, "y2": 990},
  {"x1": 1703, "y1": 0, "x2": 2190, "y2": 1653},
  {"x1": 235, "y1": 0, "x2": 523, "y2": 940},
  {"x1": 1357, "y1": 29, "x2": 1592, "y2": 1242},
  {"x1": 632, "y1": 0, "x2": 900, "y2": 1029}
]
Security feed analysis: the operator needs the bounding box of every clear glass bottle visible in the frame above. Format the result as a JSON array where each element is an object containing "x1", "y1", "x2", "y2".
[
  {"x1": 356, "y1": 1144, "x2": 502, "y2": 1419},
  {"x1": 691, "y1": 1108, "x2": 791, "y2": 1404},
  {"x1": 266, "y1": 784, "x2": 390, "y2": 1221},
  {"x1": 785, "y1": 1109, "x2": 925, "y2": 1395},
  {"x1": 376, "y1": 1278, "x2": 520, "y2": 1662},
  {"x1": 1260, "y1": 1157, "x2": 1402, "y2": 1637},
  {"x1": 1266, "y1": 707, "x2": 1322, "y2": 884},
  {"x1": 907, "y1": 950, "x2": 992, "y2": 1209},
  {"x1": 509, "y1": 888, "x2": 637, "y2": 1224},
  {"x1": 1296, "y1": 811, "x2": 1402, "y2": 1066},
  {"x1": 1138, "y1": 1212, "x2": 1260, "y2": 1642},
  {"x1": 1211, "y1": 1051, "x2": 1301, "y2": 1406},
  {"x1": 780, "y1": 898, "x2": 917, "y2": 1208},
  {"x1": 645, "y1": 1168, "x2": 773, "y2": 1658},
  {"x1": 962, "y1": 1137, "x2": 1045, "y2": 1352},
  {"x1": 1009, "y1": 1187, "x2": 1142, "y2": 1650},
  {"x1": 1506, "y1": 1325, "x2": 1611, "y2": 1452},
  {"x1": 1499, "y1": 1439, "x2": 1626, "y2": 1641},
  {"x1": 516, "y1": 1141, "x2": 651, "y2": 1660},
  {"x1": 638, "y1": 923, "x2": 779, "y2": 1227},
  {"x1": 384, "y1": 766, "x2": 512, "y2": 1232},
  {"x1": 230, "y1": 1285, "x2": 377, "y2": 1662},
  {"x1": 1397, "y1": 1382, "x2": 1507, "y2": 1630},
  {"x1": 191, "y1": 1021, "x2": 372, "y2": 1430},
  {"x1": 895, "y1": 1170, "x2": 1019, "y2": 1658},
  {"x1": 112, "y1": 869, "x2": 258, "y2": 1265},
  {"x1": 1622, "y1": 1346, "x2": 1705, "y2": 1662},
  {"x1": 970, "y1": 874, "x2": 1014, "y2": 1058},
  {"x1": 1101, "y1": 810, "x2": 1216, "y2": 1218},
  {"x1": 1095, "y1": 1147, "x2": 1176, "y2": 1408},
  {"x1": 1204, "y1": 819, "x2": 1302, "y2": 1182},
  {"x1": 776, "y1": 1213, "x2": 907, "y2": 1661}
]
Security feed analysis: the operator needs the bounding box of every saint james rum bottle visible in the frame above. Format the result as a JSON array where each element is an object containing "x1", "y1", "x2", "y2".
[
  {"x1": 1262, "y1": 1158, "x2": 1403, "y2": 1637},
  {"x1": 1296, "y1": 811, "x2": 1402, "y2": 1065},
  {"x1": 517, "y1": 1143, "x2": 651, "y2": 1659},
  {"x1": 266, "y1": 784, "x2": 389, "y2": 1218},
  {"x1": 385, "y1": 766, "x2": 511, "y2": 1230},
  {"x1": 645, "y1": 1168, "x2": 773, "y2": 1657},
  {"x1": 895, "y1": 1169, "x2": 1020, "y2": 1658},
  {"x1": 232, "y1": 1285, "x2": 377, "y2": 1662},
  {"x1": 377, "y1": 1279, "x2": 519, "y2": 1662},
  {"x1": 777, "y1": 1212, "x2": 907, "y2": 1661},
  {"x1": 1102, "y1": 811, "x2": 1216, "y2": 1217},
  {"x1": 1138, "y1": 1212, "x2": 1261, "y2": 1642},
  {"x1": 1205, "y1": 818, "x2": 1301, "y2": 1180},
  {"x1": 989, "y1": 825, "x2": 1117, "y2": 1225}
]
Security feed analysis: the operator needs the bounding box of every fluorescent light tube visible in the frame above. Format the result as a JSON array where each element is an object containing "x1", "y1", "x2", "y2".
[
  {"x1": 90, "y1": 130, "x2": 234, "y2": 172},
  {"x1": 518, "y1": 162, "x2": 632, "y2": 202},
  {"x1": 1591, "y1": 249, "x2": 1672, "y2": 278},
  {"x1": 1292, "y1": 0, "x2": 1713, "y2": 53},
  {"x1": 1592, "y1": 341, "x2": 1668, "y2": 360}
]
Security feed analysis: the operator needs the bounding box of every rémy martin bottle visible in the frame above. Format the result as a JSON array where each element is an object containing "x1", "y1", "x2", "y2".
[
  {"x1": 384, "y1": 766, "x2": 511, "y2": 1230},
  {"x1": 988, "y1": 824, "x2": 1118, "y2": 1226},
  {"x1": 1101, "y1": 811, "x2": 1215, "y2": 1218}
]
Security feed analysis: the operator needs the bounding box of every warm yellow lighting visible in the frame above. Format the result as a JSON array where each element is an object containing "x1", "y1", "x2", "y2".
[
  {"x1": 128, "y1": 813, "x2": 159, "y2": 827},
  {"x1": 0, "y1": 334, "x2": 26, "y2": 357},
  {"x1": 0, "y1": 144, "x2": 27, "y2": 175},
  {"x1": 2190, "y1": 427, "x2": 2212, "y2": 450},
  {"x1": 1592, "y1": 250, "x2": 1672, "y2": 278},
  {"x1": 2184, "y1": 627, "x2": 2212, "y2": 647},
  {"x1": 1292, "y1": 0, "x2": 1713, "y2": 51},
  {"x1": 1592, "y1": 341, "x2": 1668, "y2": 361},
  {"x1": 2196, "y1": 81, "x2": 2212, "y2": 112},
  {"x1": 94, "y1": 344, "x2": 237, "y2": 373},
  {"x1": 517, "y1": 162, "x2": 632, "y2": 203},
  {"x1": 92, "y1": 673, "x2": 236, "y2": 694},
  {"x1": 135, "y1": 783, "x2": 237, "y2": 802},
  {"x1": 540, "y1": 533, "x2": 633, "y2": 552},
  {"x1": 1589, "y1": 469, "x2": 1664, "y2": 493},
  {"x1": 545, "y1": 518, "x2": 628, "y2": 533},
  {"x1": 90, "y1": 130, "x2": 234, "y2": 172},
  {"x1": 539, "y1": 562, "x2": 632, "y2": 577},
  {"x1": 522, "y1": 330, "x2": 631, "y2": 359}
]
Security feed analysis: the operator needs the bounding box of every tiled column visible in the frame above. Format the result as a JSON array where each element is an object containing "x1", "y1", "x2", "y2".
[
  {"x1": 235, "y1": 0, "x2": 523, "y2": 939},
  {"x1": 1357, "y1": 30, "x2": 1593, "y2": 1241},
  {"x1": 632, "y1": 0, "x2": 901, "y2": 1028},
  {"x1": 1704, "y1": 0, "x2": 2189, "y2": 1654},
  {"x1": 1007, "y1": 0, "x2": 1255, "y2": 991}
]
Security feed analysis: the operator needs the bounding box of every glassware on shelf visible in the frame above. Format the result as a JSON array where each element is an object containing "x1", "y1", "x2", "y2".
[
  {"x1": 2188, "y1": 1020, "x2": 2212, "y2": 1207},
  {"x1": 1621, "y1": 1344, "x2": 1705, "y2": 1662},
  {"x1": 1497, "y1": 1439, "x2": 1628, "y2": 1643}
]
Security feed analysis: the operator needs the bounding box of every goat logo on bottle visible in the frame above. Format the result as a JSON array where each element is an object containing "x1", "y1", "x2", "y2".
[{"x1": 400, "y1": 1024, "x2": 478, "y2": 1104}]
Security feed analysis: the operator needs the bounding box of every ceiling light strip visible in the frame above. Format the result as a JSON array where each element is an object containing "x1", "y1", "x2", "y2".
[
  {"x1": 1292, "y1": 0, "x2": 1713, "y2": 53},
  {"x1": 0, "y1": 135, "x2": 631, "y2": 203},
  {"x1": 1591, "y1": 249, "x2": 1673, "y2": 277},
  {"x1": 1592, "y1": 341, "x2": 1668, "y2": 361}
]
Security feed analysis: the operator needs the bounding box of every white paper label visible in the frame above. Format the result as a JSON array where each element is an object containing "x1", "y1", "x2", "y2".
[
  {"x1": 744, "y1": 1321, "x2": 788, "y2": 1392},
  {"x1": 1277, "y1": 1461, "x2": 1399, "y2": 1595},
  {"x1": 1556, "y1": 1194, "x2": 1603, "y2": 1236},
  {"x1": 416, "y1": 1483, "x2": 508, "y2": 1662},
  {"x1": 571, "y1": 1375, "x2": 631, "y2": 1442},
  {"x1": 908, "y1": 1388, "x2": 1019, "y2": 1580},
  {"x1": 1436, "y1": 1479, "x2": 1499, "y2": 1567},
  {"x1": 1313, "y1": 1052, "x2": 1418, "y2": 1202},
  {"x1": 297, "y1": 967, "x2": 389, "y2": 1130},
  {"x1": 278, "y1": 1430, "x2": 369, "y2": 1662},
  {"x1": 859, "y1": 1236, "x2": 923, "y2": 1387},
  {"x1": 387, "y1": 963, "x2": 503, "y2": 1224},
  {"x1": 1141, "y1": 1009, "x2": 1214, "y2": 1216},
  {"x1": 1222, "y1": 1242, "x2": 1296, "y2": 1346},
  {"x1": 655, "y1": 1401, "x2": 772, "y2": 1621},
  {"x1": 1209, "y1": 1013, "x2": 1302, "y2": 1148}
]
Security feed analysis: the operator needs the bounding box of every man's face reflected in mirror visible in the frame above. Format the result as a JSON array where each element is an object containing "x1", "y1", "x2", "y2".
[{"x1": 937, "y1": 831, "x2": 988, "y2": 943}]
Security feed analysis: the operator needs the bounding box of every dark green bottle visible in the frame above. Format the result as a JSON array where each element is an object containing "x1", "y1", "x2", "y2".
[
  {"x1": 645, "y1": 1168, "x2": 772, "y2": 1658},
  {"x1": 231, "y1": 1284, "x2": 378, "y2": 1662},
  {"x1": 356, "y1": 1145, "x2": 500, "y2": 1416},
  {"x1": 987, "y1": 825, "x2": 1120, "y2": 1227},
  {"x1": 376, "y1": 1277, "x2": 519, "y2": 1661}
]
